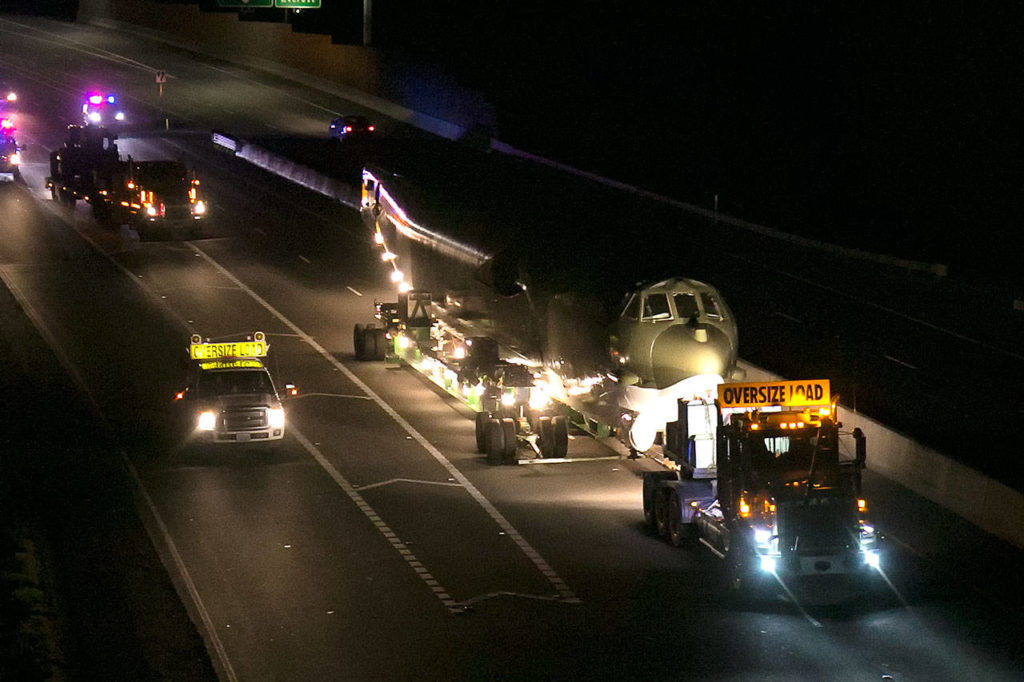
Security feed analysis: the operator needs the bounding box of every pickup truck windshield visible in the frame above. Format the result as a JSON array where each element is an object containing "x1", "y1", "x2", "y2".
[{"x1": 196, "y1": 369, "x2": 272, "y2": 398}]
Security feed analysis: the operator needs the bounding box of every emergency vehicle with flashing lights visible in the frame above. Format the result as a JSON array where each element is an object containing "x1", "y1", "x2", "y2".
[
  {"x1": 82, "y1": 92, "x2": 125, "y2": 126},
  {"x1": 174, "y1": 332, "x2": 296, "y2": 444},
  {"x1": 643, "y1": 379, "x2": 883, "y2": 601},
  {"x1": 0, "y1": 127, "x2": 20, "y2": 180}
]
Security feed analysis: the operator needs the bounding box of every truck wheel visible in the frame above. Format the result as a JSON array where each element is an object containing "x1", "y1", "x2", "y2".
[
  {"x1": 642, "y1": 471, "x2": 678, "y2": 530},
  {"x1": 49, "y1": 184, "x2": 58, "y2": 201},
  {"x1": 485, "y1": 418, "x2": 505, "y2": 465},
  {"x1": 474, "y1": 411, "x2": 490, "y2": 453},
  {"x1": 551, "y1": 415, "x2": 569, "y2": 459},
  {"x1": 353, "y1": 324, "x2": 367, "y2": 360},
  {"x1": 538, "y1": 416, "x2": 554, "y2": 457},
  {"x1": 667, "y1": 490, "x2": 694, "y2": 547},
  {"x1": 501, "y1": 417, "x2": 517, "y2": 462},
  {"x1": 92, "y1": 201, "x2": 112, "y2": 227},
  {"x1": 367, "y1": 328, "x2": 387, "y2": 360},
  {"x1": 60, "y1": 189, "x2": 75, "y2": 208},
  {"x1": 654, "y1": 490, "x2": 671, "y2": 538}
]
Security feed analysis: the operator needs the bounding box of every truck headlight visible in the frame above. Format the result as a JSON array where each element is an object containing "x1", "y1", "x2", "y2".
[
  {"x1": 192, "y1": 200, "x2": 206, "y2": 216},
  {"x1": 197, "y1": 411, "x2": 217, "y2": 431},
  {"x1": 864, "y1": 550, "x2": 881, "y2": 570},
  {"x1": 145, "y1": 205, "x2": 159, "y2": 217},
  {"x1": 759, "y1": 555, "x2": 777, "y2": 573},
  {"x1": 88, "y1": 111, "x2": 101, "y2": 124},
  {"x1": 754, "y1": 529, "x2": 772, "y2": 546},
  {"x1": 268, "y1": 407, "x2": 285, "y2": 429}
]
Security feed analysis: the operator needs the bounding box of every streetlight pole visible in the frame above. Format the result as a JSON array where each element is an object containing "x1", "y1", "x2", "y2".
[{"x1": 363, "y1": 0, "x2": 373, "y2": 46}]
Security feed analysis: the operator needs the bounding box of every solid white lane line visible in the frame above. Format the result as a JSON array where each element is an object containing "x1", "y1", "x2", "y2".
[
  {"x1": 0, "y1": 264, "x2": 238, "y2": 682},
  {"x1": 289, "y1": 391, "x2": 373, "y2": 401},
  {"x1": 346, "y1": 286, "x2": 363, "y2": 296},
  {"x1": 290, "y1": 428, "x2": 459, "y2": 611},
  {"x1": 189, "y1": 242, "x2": 580, "y2": 604}
]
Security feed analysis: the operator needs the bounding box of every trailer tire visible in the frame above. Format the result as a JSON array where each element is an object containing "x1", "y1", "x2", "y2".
[
  {"x1": 353, "y1": 324, "x2": 367, "y2": 360},
  {"x1": 368, "y1": 328, "x2": 388, "y2": 360},
  {"x1": 501, "y1": 417, "x2": 517, "y2": 462},
  {"x1": 474, "y1": 411, "x2": 490, "y2": 453},
  {"x1": 642, "y1": 471, "x2": 679, "y2": 530},
  {"x1": 92, "y1": 201, "x2": 112, "y2": 227},
  {"x1": 369, "y1": 327, "x2": 381, "y2": 360},
  {"x1": 485, "y1": 418, "x2": 505, "y2": 465},
  {"x1": 667, "y1": 490, "x2": 694, "y2": 547},
  {"x1": 654, "y1": 489, "x2": 671, "y2": 538},
  {"x1": 551, "y1": 416, "x2": 569, "y2": 459},
  {"x1": 538, "y1": 416, "x2": 554, "y2": 457}
]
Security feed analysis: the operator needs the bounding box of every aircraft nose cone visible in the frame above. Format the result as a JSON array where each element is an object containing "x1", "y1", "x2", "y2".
[{"x1": 651, "y1": 323, "x2": 732, "y2": 387}]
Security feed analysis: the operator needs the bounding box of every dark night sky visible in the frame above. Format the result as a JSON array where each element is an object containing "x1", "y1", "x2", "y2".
[{"x1": 371, "y1": 1, "x2": 1021, "y2": 281}]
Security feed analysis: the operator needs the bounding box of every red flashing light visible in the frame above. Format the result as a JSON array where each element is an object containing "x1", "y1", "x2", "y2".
[{"x1": 368, "y1": 125, "x2": 375, "y2": 132}]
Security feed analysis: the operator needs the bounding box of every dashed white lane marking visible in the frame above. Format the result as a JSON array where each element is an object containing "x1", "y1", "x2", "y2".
[
  {"x1": 290, "y1": 428, "x2": 459, "y2": 610},
  {"x1": 189, "y1": 242, "x2": 581, "y2": 605},
  {"x1": 346, "y1": 286, "x2": 363, "y2": 297},
  {"x1": 883, "y1": 354, "x2": 919, "y2": 370},
  {"x1": 774, "y1": 311, "x2": 803, "y2": 324},
  {"x1": 730, "y1": 252, "x2": 1024, "y2": 362},
  {"x1": 298, "y1": 255, "x2": 311, "y2": 264},
  {"x1": 355, "y1": 478, "x2": 464, "y2": 492}
]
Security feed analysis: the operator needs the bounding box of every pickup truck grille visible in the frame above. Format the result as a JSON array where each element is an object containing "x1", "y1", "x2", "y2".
[{"x1": 222, "y1": 407, "x2": 267, "y2": 431}]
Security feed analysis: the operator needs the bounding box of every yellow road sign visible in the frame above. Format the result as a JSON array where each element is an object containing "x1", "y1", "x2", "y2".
[
  {"x1": 190, "y1": 340, "x2": 268, "y2": 360},
  {"x1": 718, "y1": 380, "x2": 830, "y2": 409}
]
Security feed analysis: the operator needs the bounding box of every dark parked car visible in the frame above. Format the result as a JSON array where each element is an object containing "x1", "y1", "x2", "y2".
[{"x1": 329, "y1": 115, "x2": 375, "y2": 140}]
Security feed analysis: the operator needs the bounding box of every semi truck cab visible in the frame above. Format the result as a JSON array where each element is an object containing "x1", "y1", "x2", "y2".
[{"x1": 646, "y1": 379, "x2": 882, "y2": 599}]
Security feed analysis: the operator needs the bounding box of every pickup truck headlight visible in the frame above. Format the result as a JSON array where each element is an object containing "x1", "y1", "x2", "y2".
[
  {"x1": 197, "y1": 411, "x2": 217, "y2": 431},
  {"x1": 268, "y1": 407, "x2": 285, "y2": 429}
]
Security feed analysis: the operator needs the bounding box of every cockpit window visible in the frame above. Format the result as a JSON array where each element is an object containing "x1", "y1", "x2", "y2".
[
  {"x1": 642, "y1": 293, "x2": 671, "y2": 320},
  {"x1": 621, "y1": 293, "x2": 641, "y2": 320},
  {"x1": 673, "y1": 293, "x2": 698, "y2": 320},
  {"x1": 699, "y1": 293, "x2": 723, "y2": 319}
]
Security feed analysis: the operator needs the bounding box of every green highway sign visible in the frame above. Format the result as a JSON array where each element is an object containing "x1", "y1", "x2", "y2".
[
  {"x1": 217, "y1": 0, "x2": 320, "y2": 6},
  {"x1": 216, "y1": 0, "x2": 273, "y2": 7}
]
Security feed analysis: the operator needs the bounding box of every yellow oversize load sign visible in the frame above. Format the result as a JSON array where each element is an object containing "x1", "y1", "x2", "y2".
[
  {"x1": 718, "y1": 380, "x2": 830, "y2": 409},
  {"x1": 190, "y1": 340, "x2": 268, "y2": 360}
]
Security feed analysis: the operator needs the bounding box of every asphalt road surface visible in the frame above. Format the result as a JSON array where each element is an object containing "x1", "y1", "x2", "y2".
[{"x1": 1, "y1": 15, "x2": 1022, "y2": 682}]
